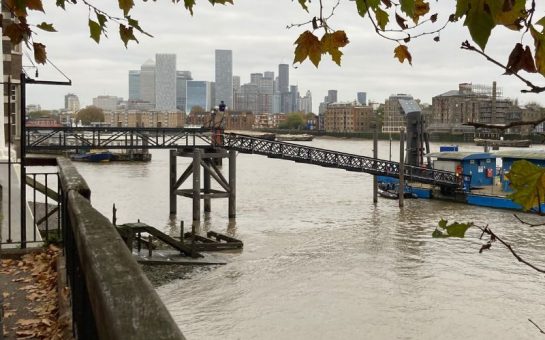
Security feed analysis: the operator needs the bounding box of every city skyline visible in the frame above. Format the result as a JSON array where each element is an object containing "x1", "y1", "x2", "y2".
[{"x1": 25, "y1": 1, "x2": 545, "y2": 112}]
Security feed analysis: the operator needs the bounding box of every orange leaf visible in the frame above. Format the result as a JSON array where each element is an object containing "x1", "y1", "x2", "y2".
[
  {"x1": 394, "y1": 44, "x2": 412, "y2": 65},
  {"x1": 293, "y1": 30, "x2": 322, "y2": 67}
]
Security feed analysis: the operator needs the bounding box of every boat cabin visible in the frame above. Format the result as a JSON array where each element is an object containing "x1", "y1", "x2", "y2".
[
  {"x1": 493, "y1": 150, "x2": 545, "y2": 192},
  {"x1": 426, "y1": 152, "x2": 497, "y2": 188}
]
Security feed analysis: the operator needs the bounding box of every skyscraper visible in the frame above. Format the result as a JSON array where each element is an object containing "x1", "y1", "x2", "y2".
[
  {"x1": 357, "y1": 92, "x2": 367, "y2": 105},
  {"x1": 140, "y1": 59, "x2": 155, "y2": 106},
  {"x1": 327, "y1": 90, "x2": 338, "y2": 103},
  {"x1": 186, "y1": 81, "x2": 213, "y2": 112},
  {"x1": 176, "y1": 71, "x2": 192, "y2": 112},
  {"x1": 155, "y1": 53, "x2": 177, "y2": 111},
  {"x1": 128, "y1": 70, "x2": 140, "y2": 101},
  {"x1": 278, "y1": 64, "x2": 289, "y2": 94},
  {"x1": 215, "y1": 49, "x2": 233, "y2": 109}
]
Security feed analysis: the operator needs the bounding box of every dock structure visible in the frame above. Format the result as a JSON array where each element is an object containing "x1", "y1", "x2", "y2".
[{"x1": 169, "y1": 147, "x2": 236, "y2": 222}]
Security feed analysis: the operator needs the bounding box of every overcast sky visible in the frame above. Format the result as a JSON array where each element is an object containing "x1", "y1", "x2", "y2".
[{"x1": 26, "y1": 0, "x2": 545, "y2": 112}]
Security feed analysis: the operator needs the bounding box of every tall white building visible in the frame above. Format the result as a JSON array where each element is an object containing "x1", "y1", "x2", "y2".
[
  {"x1": 155, "y1": 53, "x2": 177, "y2": 111},
  {"x1": 215, "y1": 49, "x2": 233, "y2": 109},
  {"x1": 92, "y1": 95, "x2": 120, "y2": 111},
  {"x1": 64, "y1": 93, "x2": 80, "y2": 111},
  {"x1": 300, "y1": 90, "x2": 313, "y2": 113},
  {"x1": 140, "y1": 59, "x2": 155, "y2": 106}
]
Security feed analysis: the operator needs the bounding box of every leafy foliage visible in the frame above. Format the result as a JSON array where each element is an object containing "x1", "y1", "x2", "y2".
[
  {"x1": 506, "y1": 160, "x2": 545, "y2": 211},
  {"x1": 432, "y1": 218, "x2": 473, "y2": 238},
  {"x1": 279, "y1": 112, "x2": 306, "y2": 130},
  {"x1": 76, "y1": 106, "x2": 105, "y2": 125}
]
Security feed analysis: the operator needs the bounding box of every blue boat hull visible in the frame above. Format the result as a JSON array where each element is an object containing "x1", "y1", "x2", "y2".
[{"x1": 71, "y1": 152, "x2": 113, "y2": 162}]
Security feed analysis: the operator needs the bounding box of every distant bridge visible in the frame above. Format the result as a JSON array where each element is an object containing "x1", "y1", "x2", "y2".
[{"x1": 25, "y1": 127, "x2": 462, "y2": 188}]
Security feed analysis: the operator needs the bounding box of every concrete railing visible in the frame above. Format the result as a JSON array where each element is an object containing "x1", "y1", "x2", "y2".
[{"x1": 57, "y1": 157, "x2": 184, "y2": 339}]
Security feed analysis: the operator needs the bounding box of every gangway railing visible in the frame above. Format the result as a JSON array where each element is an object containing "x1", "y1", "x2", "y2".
[{"x1": 223, "y1": 133, "x2": 462, "y2": 188}]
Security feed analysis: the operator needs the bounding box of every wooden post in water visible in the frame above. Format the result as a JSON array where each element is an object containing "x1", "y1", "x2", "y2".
[
  {"x1": 229, "y1": 149, "x2": 237, "y2": 218},
  {"x1": 373, "y1": 120, "x2": 378, "y2": 203},
  {"x1": 169, "y1": 150, "x2": 177, "y2": 215},
  {"x1": 203, "y1": 159, "x2": 211, "y2": 212},
  {"x1": 192, "y1": 148, "x2": 202, "y2": 222},
  {"x1": 399, "y1": 128, "x2": 405, "y2": 208}
]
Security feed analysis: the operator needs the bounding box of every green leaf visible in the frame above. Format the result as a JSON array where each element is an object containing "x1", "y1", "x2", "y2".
[
  {"x1": 88, "y1": 19, "x2": 101, "y2": 44},
  {"x1": 536, "y1": 16, "x2": 545, "y2": 31},
  {"x1": 531, "y1": 26, "x2": 545, "y2": 76},
  {"x1": 399, "y1": 0, "x2": 415, "y2": 18},
  {"x1": 55, "y1": 0, "x2": 67, "y2": 10},
  {"x1": 506, "y1": 159, "x2": 545, "y2": 210},
  {"x1": 96, "y1": 12, "x2": 107, "y2": 28},
  {"x1": 118, "y1": 0, "x2": 134, "y2": 16},
  {"x1": 374, "y1": 7, "x2": 389, "y2": 30},
  {"x1": 454, "y1": 0, "x2": 469, "y2": 19},
  {"x1": 433, "y1": 219, "x2": 473, "y2": 238},
  {"x1": 355, "y1": 0, "x2": 380, "y2": 17},
  {"x1": 297, "y1": 0, "x2": 309, "y2": 12},
  {"x1": 464, "y1": 0, "x2": 495, "y2": 50},
  {"x1": 184, "y1": 0, "x2": 196, "y2": 15},
  {"x1": 37, "y1": 22, "x2": 56, "y2": 32},
  {"x1": 119, "y1": 24, "x2": 138, "y2": 48}
]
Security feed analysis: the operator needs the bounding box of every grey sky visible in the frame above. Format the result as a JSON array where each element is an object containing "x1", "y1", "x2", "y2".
[{"x1": 26, "y1": 0, "x2": 545, "y2": 112}]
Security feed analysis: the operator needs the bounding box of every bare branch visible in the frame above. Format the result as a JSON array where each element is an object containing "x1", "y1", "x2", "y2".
[
  {"x1": 475, "y1": 224, "x2": 545, "y2": 274},
  {"x1": 461, "y1": 40, "x2": 545, "y2": 94},
  {"x1": 514, "y1": 214, "x2": 545, "y2": 227},
  {"x1": 529, "y1": 319, "x2": 545, "y2": 335}
]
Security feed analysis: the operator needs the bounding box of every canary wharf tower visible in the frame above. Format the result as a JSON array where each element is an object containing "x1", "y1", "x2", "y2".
[{"x1": 215, "y1": 49, "x2": 233, "y2": 109}]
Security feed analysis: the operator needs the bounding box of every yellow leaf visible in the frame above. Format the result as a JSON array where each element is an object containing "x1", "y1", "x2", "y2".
[
  {"x1": 293, "y1": 31, "x2": 322, "y2": 67},
  {"x1": 374, "y1": 7, "x2": 389, "y2": 30},
  {"x1": 321, "y1": 31, "x2": 349, "y2": 66},
  {"x1": 531, "y1": 25, "x2": 545, "y2": 76},
  {"x1": 394, "y1": 44, "x2": 412, "y2": 65},
  {"x1": 412, "y1": 0, "x2": 429, "y2": 24},
  {"x1": 118, "y1": 0, "x2": 134, "y2": 16}
]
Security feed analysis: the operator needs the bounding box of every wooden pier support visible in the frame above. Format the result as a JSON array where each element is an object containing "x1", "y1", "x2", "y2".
[
  {"x1": 373, "y1": 121, "x2": 378, "y2": 204},
  {"x1": 169, "y1": 147, "x2": 235, "y2": 222},
  {"x1": 399, "y1": 128, "x2": 405, "y2": 208},
  {"x1": 229, "y1": 149, "x2": 236, "y2": 218}
]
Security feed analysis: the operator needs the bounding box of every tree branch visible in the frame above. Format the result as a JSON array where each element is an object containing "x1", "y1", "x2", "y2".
[
  {"x1": 461, "y1": 40, "x2": 545, "y2": 94},
  {"x1": 529, "y1": 319, "x2": 545, "y2": 335},
  {"x1": 514, "y1": 214, "x2": 545, "y2": 227},
  {"x1": 476, "y1": 224, "x2": 545, "y2": 274}
]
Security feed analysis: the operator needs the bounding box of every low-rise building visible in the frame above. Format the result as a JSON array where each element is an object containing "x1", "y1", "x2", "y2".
[{"x1": 324, "y1": 102, "x2": 375, "y2": 133}]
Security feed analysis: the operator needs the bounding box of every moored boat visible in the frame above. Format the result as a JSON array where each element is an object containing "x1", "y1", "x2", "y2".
[
  {"x1": 474, "y1": 138, "x2": 531, "y2": 148},
  {"x1": 70, "y1": 150, "x2": 113, "y2": 162},
  {"x1": 276, "y1": 134, "x2": 314, "y2": 142}
]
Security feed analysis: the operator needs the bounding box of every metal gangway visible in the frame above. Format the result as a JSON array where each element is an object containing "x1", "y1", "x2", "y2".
[{"x1": 24, "y1": 127, "x2": 462, "y2": 188}]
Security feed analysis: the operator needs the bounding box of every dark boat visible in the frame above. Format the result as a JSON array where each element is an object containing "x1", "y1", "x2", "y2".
[
  {"x1": 378, "y1": 188, "x2": 418, "y2": 199},
  {"x1": 70, "y1": 150, "x2": 113, "y2": 162}
]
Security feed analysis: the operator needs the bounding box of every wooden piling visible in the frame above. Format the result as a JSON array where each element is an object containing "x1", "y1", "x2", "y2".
[
  {"x1": 169, "y1": 150, "x2": 177, "y2": 215},
  {"x1": 229, "y1": 149, "x2": 236, "y2": 218},
  {"x1": 192, "y1": 149, "x2": 202, "y2": 222},
  {"x1": 204, "y1": 159, "x2": 211, "y2": 212},
  {"x1": 399, "y1": 128, "x2": 405, "y2": 208},
  {"x1": 373, "y1": 121, "x2": 378, "y2": 203}
]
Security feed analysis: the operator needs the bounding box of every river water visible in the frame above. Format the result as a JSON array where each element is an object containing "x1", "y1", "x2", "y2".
[{"x1": 72, "y1": 138, "x2": 545, "y2": 340}]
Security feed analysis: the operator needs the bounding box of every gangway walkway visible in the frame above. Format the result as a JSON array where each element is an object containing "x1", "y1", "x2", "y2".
[
  {"x1": 222, "y1": 133, "x2": 462, "y2": 188},
  {"x1": 24, "y1": 127, "x2": 462, "y2": 188}
]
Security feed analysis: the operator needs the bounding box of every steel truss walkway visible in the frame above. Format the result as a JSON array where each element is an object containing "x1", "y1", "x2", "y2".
[
  {"x1": 25, "y1": 127, "x2": 462, "y2": 188},
  {"x1": 223, "y1": 134, "x2": 462, "y2": 188}
]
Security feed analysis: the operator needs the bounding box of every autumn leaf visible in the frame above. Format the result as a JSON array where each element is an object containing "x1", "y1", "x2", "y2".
[
  {"x1": 536, "y1": 16, "x2": 545, "y2": 31},
  {"x1": 381, "y1": 0, "x2": 392, "y2": 8},
  {"x1": 33, "y1": 43, "x2": 47, "y2": 64},
  {"x1": 89, "y1": 19, "x2": 101, "y2": 43},
  {"x1": 37, "y1": 22, "x2": 56, "y2": 32},
  {"x1": 396, "y1": 13, "x2": 408, "y2": 29},
  {"x1": 26, "y1": 0, "x2": 44, "y2": 12},
  {"x1": 505, "y1": 43, "x2": 537, "y2": 74},
  {"x1": 394, "y1": 44, "x2": 412, "y2": 65},
  {"x1": 297, "y1": 0, "x2": 309, "y2": 11},
  {"x1": 412, "y1": 0, "x2": 429, "y2": 24},
  {"x1": 531, "y1": 25, "x2": 545, "y2": 76},
  {"x1": 321, "y1": 30, "x2": 349, "y2": 65},
  {"x1": 430, "y1": 13, "x2": 438, "y2": 23},
  {"x1": 118, "y1": 0, "x2": 134, "y2": 16},
  {"x1": 489, "y1": 0, "x2": 526, "y2": 30},
  {"x1": 506, "y1": 159, "x2": 545, "y2": 211},
  {"x1": 294, "y1": 30, "x2": 322, "y2": 67},
  {"x1": 4, "y1": 23, "x2": 26, "y2": 45}
]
